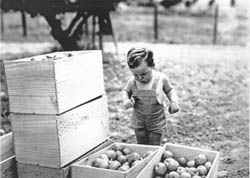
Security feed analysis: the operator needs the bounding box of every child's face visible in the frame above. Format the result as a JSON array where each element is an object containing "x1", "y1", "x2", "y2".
[{"x1": 130, "y1": 60, "x2": 152, "y2": 84}]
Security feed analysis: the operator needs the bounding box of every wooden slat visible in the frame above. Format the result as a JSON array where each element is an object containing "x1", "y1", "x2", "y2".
[
  {"x1": 17, "y1": 139, "x2": 114, "y2": 178},
  {"x1": 136, "y1": 143, "x2": 220, "y2": 178},
  {"x1": 206, "y1": 150, "x2": 220, "y2": 178},
  {"x1": 58, "y1": 95, "x2": 109, "y2": 166},
  {"x1": 11, "y1": 114, "x2": 60, "y2": 167},
  {"x1": 0, "y1": 132, "x2": 14, "y2": 162},
  {"x1": 4, "y1": 61, "x2": 57, "y2": 114},
  {"x1": 73, "y1": 165, "x2": 125, "y2": 178},
  {"x1": 17, "y1": 162, "x2": 68, "y2": 178},
  {"x1": 55, "y1": 50, "x2": 105, "y2": 114},
  {"x1": 0, "y1": 156, "x2": 17, "y2": 178},
  {"x1": 164, "y1": 143, "x2": 219, "y2": 162},
  {"x1": 9, "y1": 96, "x2": 58, "y2": 114}
]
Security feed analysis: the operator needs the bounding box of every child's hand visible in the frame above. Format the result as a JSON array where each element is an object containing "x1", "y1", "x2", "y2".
[
  {"x1": 124, "y1": 98, "x2": 135, "y2": 109},
  {"x1": 168, "y1": 102, "x2": 180, "y2": 114}
]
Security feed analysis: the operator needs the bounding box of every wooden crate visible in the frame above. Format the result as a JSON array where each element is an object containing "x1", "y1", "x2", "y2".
[
  {"x1": 11, "y1": 95, "x2": 109, "y2": 168},
  {"x1": 16, "y1": 139, "x2": 114, "y2": 178},
  {"x1": 4, "y1": 50, "x2": 105, "y2": 114},
  {"x1": 0, "y1": 132, "x2": 17, "y2": 178},
  {"x1": 136, "y1": 143, "x2": 220, "y2": 178},
  {"x1": 72, "y1": 143, "x2": 160, "y2": 178}
]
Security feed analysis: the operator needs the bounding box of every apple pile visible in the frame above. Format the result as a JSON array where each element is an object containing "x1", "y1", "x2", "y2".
[
  {"x1": 153, "y1": 150, "x2": 213, "y2": 178},
  {"x1": 86, "y1": 144, "x2": 154, "y2": 171}
]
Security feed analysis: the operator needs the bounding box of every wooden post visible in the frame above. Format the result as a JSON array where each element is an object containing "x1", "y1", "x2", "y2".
[
  {"x1": 0, "y1": 9, "x2": 4, "y2": 34},
  {"x1": 231, "y1": 0, "x2": 236, "y2": 7},
  {"x1": 92, "y1": 15, "x2": 96, "y2": 49},
  {"x1": 85, "y1": 20, "x2": 89, "y2": 36},
  {"x1": 153, "y1": 3, "x2": 158, "y2": 40},
  {"x1": 213, "y1": 4, "x2": 219, "y2": 44},
  {"x1": 21, "y1": 11, "x2": 27, "y2": 37},
  {"x1": 98, "y1": 17, "x2": 103, "y2": 50}
]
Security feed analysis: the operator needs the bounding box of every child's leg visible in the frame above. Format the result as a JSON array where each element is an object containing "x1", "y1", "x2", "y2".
[
  {"x1": 148, "y1": 131, "x2": 162, "y2": 145},
  {"x1": 134, "y1": 129, "x2": 149, "y2": 144}
]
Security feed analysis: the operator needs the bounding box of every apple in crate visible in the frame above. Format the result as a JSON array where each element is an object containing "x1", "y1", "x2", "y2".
[{"x1": 151, "y1": 150, "x2": 215, "y2": 178}]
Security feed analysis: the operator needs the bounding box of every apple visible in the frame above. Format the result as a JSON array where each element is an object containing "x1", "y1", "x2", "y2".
[
  {"x1": 179, "y1": 172, "x2": 191, "y2": 178},
  {"x1": 105, "y1": 150, "x2": 117, "y2": 160},
  {"x1": 186, "y1": 160, "x2": 195, "y2": 167},
  {"x1": 109, "y1": 160, "x2": 121, "y2": 170},
  {"x1": 154, "y1": 175, "x2": 163, "y2": 178},
  {"x1": 143, "y1": 150, "x2": 154, "y2": 158},
  {"x1": 168, "y1": 171, "x2": 180, "y2": 178},
  {"x1": 131, "y1": 160, "x2": 141, "y2": 167},
  {"x1": 122, "y1": 147, "x2": 132, "y2": 155},
  {"x1": 117, "y1": 155, "x2": 127, "y2": 164},
  {"x1": 92, "y1": 157, "x2": 103, "y2": 167},
  {"x1": 162, "y1": 150, "x2": 173, "y2": 160},
  {"x1": 192, "y1": 176, "x2": 201, "y2": 178},
  {"x1": 177, "y1": 157, "x2": 187, "y2": 167},
  {"x1": 164, "y1": 158, "x2": 180, "y2": 171},
  {"x1": 112, "y1": 144, "x2": 124, "y2": 151},
  {"x1": 116, "y1": 150, "x2": 123, "y2": 157},
  {"x1": 185, "y1": 167, "x2": 198, "y2": 176},
  {"x1": 204, "y1": 161, "x2": 212, "y2": 171},
  {"x1": 195, "y1": 154, "x2": 207, "y2": 166},
  {"x1": 99, "y1": 153, "x2": 109, "y2": 160},
  {"x1": 154, "y1": 176, "x2": 164, "y2": 178},
  {"x1": 118, "y1": 162, "x2": 130, "y2": 172},
  {"x1": 197, "y1": 165, "x2": 208, "y2": 175},
  {"x1": 176, "y1": 167, "x2": 186, "y2": 174},
  {"x1": 98, "y1": 159, "x2": 109, "y2": 169},
  {"x1": 154, "y1": 162, "x2": 167, "y2": 175},
  {"x1": 127, "y1": 152, "x2": 141, "y2": 164}
]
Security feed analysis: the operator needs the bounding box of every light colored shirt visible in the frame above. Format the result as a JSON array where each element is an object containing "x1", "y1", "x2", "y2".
[{"x1": 124, "y1": 70, "x2": 173, "y2": 104}]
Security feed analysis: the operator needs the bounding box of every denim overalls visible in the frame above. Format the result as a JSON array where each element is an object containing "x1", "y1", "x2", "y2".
[{"x1": 130, "y1": 76, "x2": 166, "y2": 134}]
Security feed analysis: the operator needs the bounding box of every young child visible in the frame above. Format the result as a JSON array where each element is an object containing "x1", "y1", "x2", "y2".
[{"x1": 122, "y1": 47, "x2": 180, "y2": 145}]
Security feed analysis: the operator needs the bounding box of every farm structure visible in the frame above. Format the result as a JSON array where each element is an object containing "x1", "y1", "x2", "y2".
[{"x1": 1, "y1": 0, "x2": 118, "y2": 50}]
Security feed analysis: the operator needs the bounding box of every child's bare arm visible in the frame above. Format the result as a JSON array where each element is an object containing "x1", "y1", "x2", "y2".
[
  {"x1": 122, "y1": 90, "x2": 135, "y2": 109},
  {"x1": 162, "y1": 77, "x2": 180, "y2": 114}
]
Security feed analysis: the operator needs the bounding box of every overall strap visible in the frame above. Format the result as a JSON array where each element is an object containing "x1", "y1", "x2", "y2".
[
  {"x1": 132, "y1": 79, "x2": 137, "y2": 90},
  {"x1": 152, "y1": 75, "x2": 160, "y2": 90}
]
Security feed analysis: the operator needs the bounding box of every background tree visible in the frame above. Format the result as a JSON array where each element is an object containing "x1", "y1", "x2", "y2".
[{"x1": 1, "y1": 0, "x2": 117, "y2": 50}]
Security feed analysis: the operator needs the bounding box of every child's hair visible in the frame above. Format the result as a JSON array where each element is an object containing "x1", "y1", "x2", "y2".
[{"x1": 126, "y1": 47, "x2": 155, "y2": 69}]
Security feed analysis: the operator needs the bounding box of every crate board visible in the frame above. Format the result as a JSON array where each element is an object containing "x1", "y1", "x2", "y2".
[
  {"x1": 16, "y1": 139, "x2": 114, "y2": 178},
  {"x1": 72, "y1": 143, "x2": 160, "y2": 178},
  {"x1": 136, "y1": 143, "x2": 220, "y2": 178},
  {"x1": 0, "y1": 132, "x2": 17, "y2": 178},
  {"x1": 4, "y1": 50, "x2": 105, "y2": 114},
  {"x1": 11, "y1": 95, "x2": 109, "y2": 168},
  {"x1": 0, "y1": 132, "x2": 14, "y2": 162}
]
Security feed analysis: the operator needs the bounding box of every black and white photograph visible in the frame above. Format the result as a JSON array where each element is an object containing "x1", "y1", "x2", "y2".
[{"x1": 0, "y1": 0, "x2": 249, "y2": 178}]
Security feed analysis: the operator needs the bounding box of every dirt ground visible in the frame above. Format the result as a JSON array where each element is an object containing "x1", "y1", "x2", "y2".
[
  {"x1": 102, "y1": 42, "x2": 249, "y2": 178},
  {"x1": 0, "y1": 41, "x2": 249, "y2": 177}
]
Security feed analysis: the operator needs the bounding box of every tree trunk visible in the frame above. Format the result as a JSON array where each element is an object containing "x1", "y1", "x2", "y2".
[{"x1": 41, "y1": 11, "x2": 91, "y2": 50}]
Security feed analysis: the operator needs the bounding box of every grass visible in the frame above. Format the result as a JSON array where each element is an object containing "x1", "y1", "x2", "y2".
[{"x1": 1, "y1": 5, "x2": 249, "y2": 46}]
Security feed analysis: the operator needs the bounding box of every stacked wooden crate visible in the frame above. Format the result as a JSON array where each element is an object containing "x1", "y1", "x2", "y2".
[
  {"x1": 3, "y1": 50, "x2": 110, "y2": 178},
  {"x1": 0, "y1": 132, "x2": 17, "y2": 178}
]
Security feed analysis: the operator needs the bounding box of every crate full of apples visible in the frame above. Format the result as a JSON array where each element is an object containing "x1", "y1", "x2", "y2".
[
  {"x1": 72, "y1": 142, "x2": 160, "y2": 178},
  {"x1": 136, "y1": 143, "x2": 220, "y2": 178}
]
